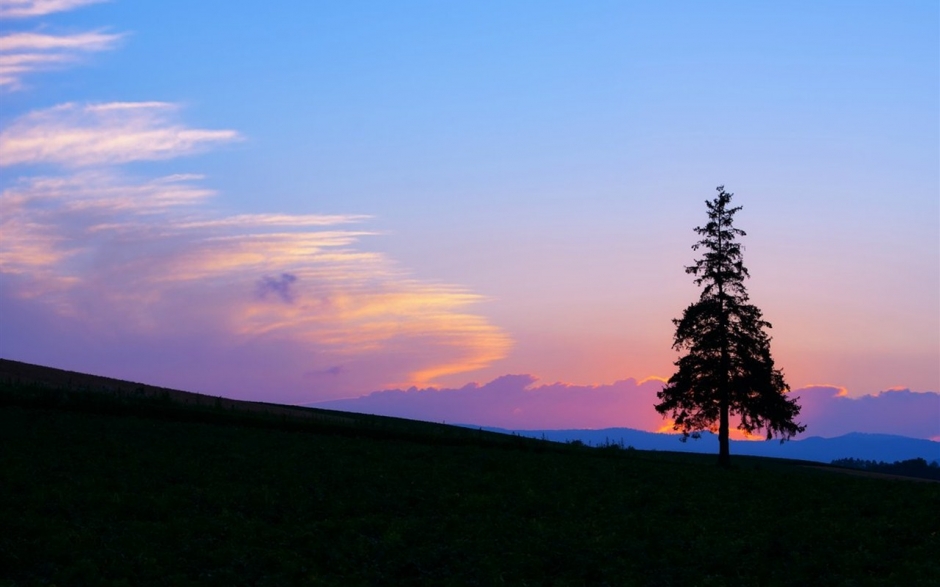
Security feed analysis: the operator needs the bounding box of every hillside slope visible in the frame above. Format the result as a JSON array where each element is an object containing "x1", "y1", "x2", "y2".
[{"x1": 1, "y1": 359, "x2": 939, "y2": 585}]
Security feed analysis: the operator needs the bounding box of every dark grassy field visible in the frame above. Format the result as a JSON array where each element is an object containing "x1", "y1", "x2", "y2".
[{"x1": 1, "y1": 361, "x2": 938, "y2": 586}]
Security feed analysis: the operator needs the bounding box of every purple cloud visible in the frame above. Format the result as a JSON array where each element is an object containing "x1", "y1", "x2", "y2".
[
  {"x1": 791, "y1": 386, "x2": 939, "y2": 440},
  {"x1": 257, "y1": 273, "x2": 298, "y2": 304},
  {"x1": 316, "y1": 375, "x2": 669, "y2": 431},
  {"x1": 315, "y1": 378, "x2": 940, "y2": 440}
]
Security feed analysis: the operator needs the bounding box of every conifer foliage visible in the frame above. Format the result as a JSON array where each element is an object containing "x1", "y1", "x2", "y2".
[{"x1": 655, "y1": 186, "x2": 804, "y2": 466}]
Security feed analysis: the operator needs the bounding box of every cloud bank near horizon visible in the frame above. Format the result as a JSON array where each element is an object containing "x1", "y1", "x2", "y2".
[
  {"x1": 315, "y1": 377, "x2": 940, "y2": 441},
  {"x1": 790, "y1": 385, "x2": 940, "y2": 441}
]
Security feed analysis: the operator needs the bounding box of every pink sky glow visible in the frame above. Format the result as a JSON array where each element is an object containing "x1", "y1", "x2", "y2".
[
  {"x1": 315, "y1": 377, "x2": 940, "y2": 441},
  {"x1": 1, "y1": 1, "x2": 937, "y2": 440}
]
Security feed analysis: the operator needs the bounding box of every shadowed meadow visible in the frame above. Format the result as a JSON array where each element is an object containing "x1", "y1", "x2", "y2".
[{"x1": 1, "y1": 360, "x2": 938, "y2": 586}]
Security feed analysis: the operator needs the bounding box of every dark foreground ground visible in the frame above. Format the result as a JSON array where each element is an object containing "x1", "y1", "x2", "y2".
[{"x1": 1, "y1": 362, "x2": 938, "y2": 586}]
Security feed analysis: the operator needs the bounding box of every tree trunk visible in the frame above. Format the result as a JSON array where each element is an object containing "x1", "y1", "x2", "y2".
[
  {"x1": 715, "y1": 203, "x2": 731, "y2": 468},
  {"x1": 718, "y1": 395, "x2": 730, "y2": 467}
]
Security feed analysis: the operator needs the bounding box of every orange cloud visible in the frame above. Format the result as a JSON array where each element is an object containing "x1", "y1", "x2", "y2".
[
  {"x1": 654, "y1": 415, "x2": 765, "y2": 440},
  {"x1": 655, "y1": 419, "x2": 676, "y2": 434},
  {"x1": 801, "y1": 383, "x2": 849, "y2": 397},
  {"x1": 639, "y1": 375, "x2": 668, "y2": 385}
]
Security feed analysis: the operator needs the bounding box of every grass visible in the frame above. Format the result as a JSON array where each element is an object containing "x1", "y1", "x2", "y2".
[{"x1": 1, "y1": 362, "x2": 938, "y2": 586}]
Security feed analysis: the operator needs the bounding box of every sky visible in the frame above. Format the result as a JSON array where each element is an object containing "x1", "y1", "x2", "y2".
[{"x1": 1, "y1": 1, "x2": 938, "y2": 438}]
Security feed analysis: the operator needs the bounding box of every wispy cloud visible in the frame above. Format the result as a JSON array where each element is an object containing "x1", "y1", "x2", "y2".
[
  {"x1": 1, "y1": 171, "x2": 215, "y2": 214},
  {"x1": 0, "y1": 102, "x2": 240, "y2": 165},
  {"x1": 0, "y1": 167, "x2": 511, "y2": 401},
  {"x1": 177, "y1": 214, "x2": 371, "y2": 230},
  {"x1": 0, "y1": 30, "x2": 117, "y2": 50},
  {"x1": 0, "y1": 171, "x2": 213, "y2": 278},
  {"x1": 0, "y1": 30, "x2": 122, "y2": 89},
  {"x1": 0, "y1": 0, "x2": 107, "y2": 18},
  {"x1": 1, "y1": 5, "x2": 509, "y2": 402}
]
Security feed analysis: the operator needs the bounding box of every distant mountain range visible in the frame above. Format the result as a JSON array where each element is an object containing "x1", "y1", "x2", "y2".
[{"x1": 475, "y1": 427, "x2": 940, "y2": 464}]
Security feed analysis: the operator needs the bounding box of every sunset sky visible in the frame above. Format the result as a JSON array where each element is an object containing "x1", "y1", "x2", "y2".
[{"x1": 1, "y1": 1, "x2": 937, "y2": 437}]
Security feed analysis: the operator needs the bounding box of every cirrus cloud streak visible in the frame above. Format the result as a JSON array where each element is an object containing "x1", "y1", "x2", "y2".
[
  {"x1": 0, "y1": 102, "x2": 240, "y2": 165},
  {"x1": 0, "y1": 2, "x2": 509, "y2": 403},
  {"x1": 0, "y1": 168, "x2": 511, "y2": 402},
  {"x1": 0, "y1": 98, "x2": 511, "y2": 402},
  {"x1": 0, "y1": 0, "x2": 106, "y2": 18},
  {"x1": 0, "y1": 30, "x2": 122, "y2": 89}
]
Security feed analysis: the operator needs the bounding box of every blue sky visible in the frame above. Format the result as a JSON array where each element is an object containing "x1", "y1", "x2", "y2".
[{"x1": 1, "y1": 1, "x2": 937, "y2": 414}]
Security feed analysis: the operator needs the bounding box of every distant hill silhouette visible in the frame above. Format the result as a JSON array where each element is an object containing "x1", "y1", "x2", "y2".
[{"x1": 478, "y1": 427, "x2": 940, "y2": 465}]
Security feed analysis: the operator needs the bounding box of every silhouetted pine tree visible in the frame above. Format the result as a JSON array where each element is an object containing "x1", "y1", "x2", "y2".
[{"x1": 655, "y1": 186, "x2": 804, "y2": 467}]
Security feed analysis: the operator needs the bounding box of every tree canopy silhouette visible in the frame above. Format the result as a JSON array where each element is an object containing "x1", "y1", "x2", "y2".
[{"x1": 655, "y1": 186, "x2": 804, "y2": 467}]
